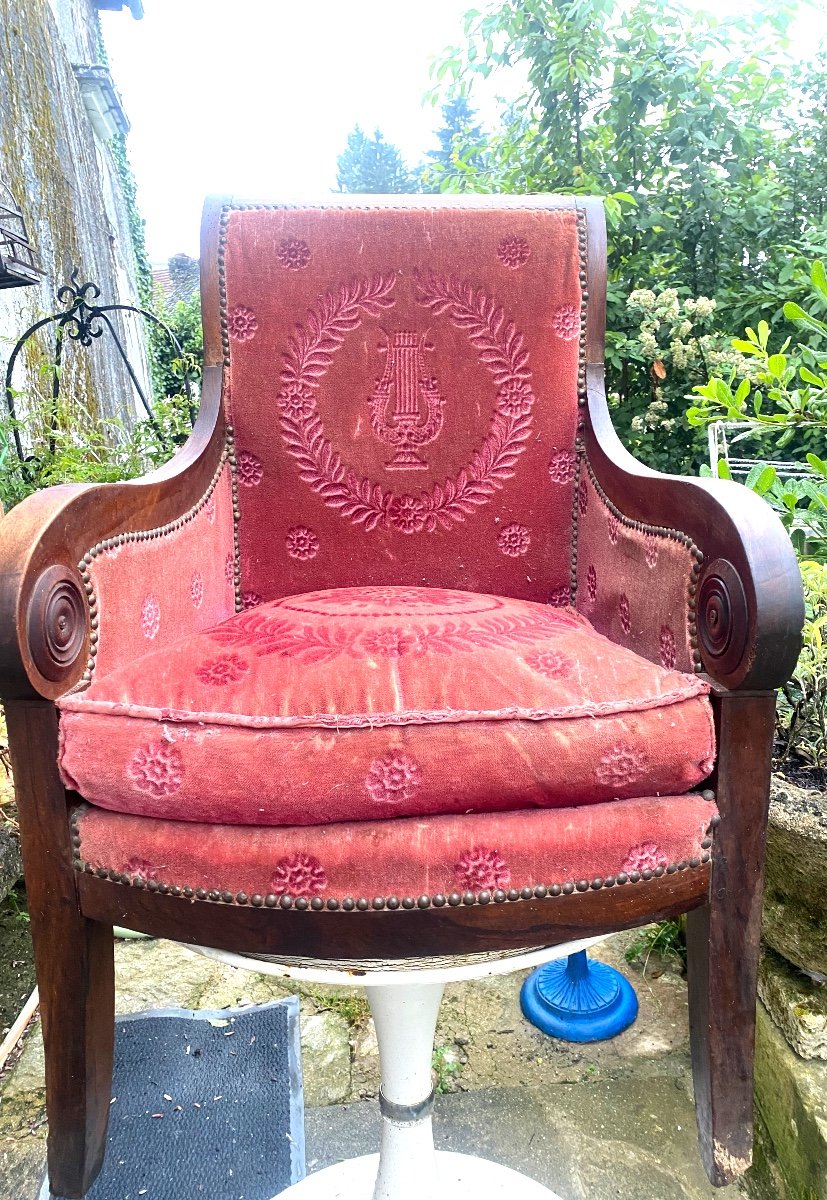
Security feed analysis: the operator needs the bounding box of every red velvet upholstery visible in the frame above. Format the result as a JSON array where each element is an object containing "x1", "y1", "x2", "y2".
[
  {"x1": 73, "y1": 792, "x2": 717, "y2": 904},
  {"x1": 575, "y1": 457, "x2": 698, "y2": 673},
  {"x1": 221, "y1": 202, "x2": 583, "y2": 607},
  {"x1": 54, "y1": 201, "x2": 717, "y2": 920},
  {"x1": 58, "y1": 586, "x2": 714, "y2": 826},
  {"x1": 81, "y1": 461, "x2": 236, "y2": 685}
]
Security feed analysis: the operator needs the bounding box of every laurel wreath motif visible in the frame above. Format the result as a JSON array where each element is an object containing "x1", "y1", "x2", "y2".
[
  {"x1": 276, "y1": 271, "x2": 535, "y2": 534},
  {"x1": 209, "y1": 606, "x2": 573, "y2": 665}
]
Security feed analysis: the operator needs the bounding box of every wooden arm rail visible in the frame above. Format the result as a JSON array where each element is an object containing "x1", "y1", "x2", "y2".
[
  {"x1": 578, "y1": 197, "x2": 804, "y2": 691},
  {"x1": 0, "y1": 367, "x2": 225, "y2": 702}
]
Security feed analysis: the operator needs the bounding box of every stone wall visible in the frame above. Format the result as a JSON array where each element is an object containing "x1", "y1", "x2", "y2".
[{"x1": 0, "y1": 0, "x2": 149, "y2": 456}]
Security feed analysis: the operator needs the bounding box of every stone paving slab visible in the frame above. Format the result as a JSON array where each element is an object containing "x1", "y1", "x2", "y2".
[
  {"x1": 0, "y1": 932, "x2": 746, "y2": 1200},
  {"x1": 305, "y1": 1081, "x2": 738, "y2": 1200}
]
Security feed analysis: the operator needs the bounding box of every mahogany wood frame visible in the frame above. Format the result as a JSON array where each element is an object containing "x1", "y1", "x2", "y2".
[{"x1": 0, "y1": 196, "x2": 803, "y2": 1196}]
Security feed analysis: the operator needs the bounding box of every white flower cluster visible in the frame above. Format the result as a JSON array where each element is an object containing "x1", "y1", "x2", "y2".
[{"x1": 627, "y1": 290, "x2": 724, "y2": 375}]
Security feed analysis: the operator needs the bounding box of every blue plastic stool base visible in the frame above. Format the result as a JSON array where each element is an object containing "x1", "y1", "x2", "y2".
[{"x1": 520, "y1": 950, "x2": 638, "y2": 1043}]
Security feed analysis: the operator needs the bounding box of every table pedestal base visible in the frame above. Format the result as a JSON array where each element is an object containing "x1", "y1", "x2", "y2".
[{"x1": 277, "y1": 1150, "x2": 563, "y2": 1199}]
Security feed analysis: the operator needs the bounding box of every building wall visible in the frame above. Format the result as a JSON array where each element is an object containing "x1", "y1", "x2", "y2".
[{"x1": 0, "y1": 0, "x2": 149, "y2": 456}]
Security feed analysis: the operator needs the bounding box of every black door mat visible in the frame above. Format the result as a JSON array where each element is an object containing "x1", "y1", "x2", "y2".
[{"x1": 43, "y1": 998, "x2": 304, "y2": 1200}]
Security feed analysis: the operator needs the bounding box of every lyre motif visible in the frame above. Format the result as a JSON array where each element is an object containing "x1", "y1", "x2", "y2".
[{"x1": 369, "y1": 331, "x2": 445, "y2": 470}]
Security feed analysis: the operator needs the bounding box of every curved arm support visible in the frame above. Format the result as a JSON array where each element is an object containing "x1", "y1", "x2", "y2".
[
  {"x1": 584, "y1": 367, "x2": 803, "y2": 690},
  {"x1": 0, "y1": 367, "x2": 226, "y2": 701},
  {"x1": 576, "y1": 196, "x2": 803, "y2": 692}
]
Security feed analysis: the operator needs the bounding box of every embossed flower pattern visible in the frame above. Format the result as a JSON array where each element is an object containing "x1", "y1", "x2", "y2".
[
  {"x1": 595, "y1": 743, "x2": 649, "y2": 788},
  {"x1": 659, "y1": 624, "x2": 677, "y2": 670},
  {"x1": 277, "y1": 238, "x2": 311, "y2": 270},
  {"x1": 388, "y1": 494, "x2": 426, "y2": 535},
  {"x1": 524, "y1": 649, "x2": 575, "y2": 679},
  {"x1": 361, "y1": 628, "x2": 423, "y2": 658},
  {"x1": 242, "y1": 591, "x2": 262, "y2": 610},
  {"x1": 225, "y1": 552, "x2": 235, "y2": 584},
  {"x1": 227, "y1": 305, "x2": 258, "y2": 341},
  {"x1": 607, "y1": 514, "x2": 620, "y2": 545},
  {"x1": 366, "y1": 750, "x2": 422, "y2": 804},
  {"x1": 622, "y1": 842, "x2": 668, "y2": 874},
  {"x1": 496, "y1": 378, "x2": 534, "y2": 418},
  {"x1": 498, "y1": 523, "x2": 530, "y2": 557},
  {"x1": 549, "y1": 585, "x2": 572, "y2": 607},
  {"x1": 286, "y1": 526, "x2": 319, "y2": 561},
  {"x1": 277, "y1": 381, "x2": 316, "y2": 421},
  {"x1": 141, "y1": 594, "x2": 160, "y2": 640},
  {"x1": 586, "y1": 565, "x2": 598, "y2": 604},
  {"x1": 271, "y1": 853, "x2": 326, "y2": 897},
  {"x1": 237, "y1": 451, "x2": 263, "y2": 487},
  {"x1": 196, "y1": 653, "x2": 249, "y2": 686},
  {"x1": 551, "y1": 303, "x2": 579, "y2": 341},
  {"x1": 190, "y1": 572, "x2": 204, "y2": 609},
  {"x1": 578, "y1": 477, "x2": 588, "y2": 516},
  {"x1": 454, "y1": 846, "x2": 511, "y2": 891},
  {"x1": 206, "y1": 499, "x2": 216, "y2": 525},
  {"x1": 128, "y1": 741, "x2": 184, "y2": 798},
  {"x1": 645, "y1": 534, "x2": 659, "y2": 569},
  {"x1": 497, "y1": 235, "x2": 530, "y2": 268},
  {"x1": 548, "y1": 449, "x2": 577, "y2": 484}
]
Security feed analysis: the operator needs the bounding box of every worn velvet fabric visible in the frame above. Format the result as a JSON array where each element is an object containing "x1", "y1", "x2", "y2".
[
  {"x1": 222, "y1": 204, "x2": 583, "y2": 607},
  {"x1": 83, "y1": 462, "x2": 236, "y2": 683},
  {"x1": 58, "y1": 586, "x2": 714, "y2": 826},
  {"x1": 74, "y1": 793, "x2": 717, "y2": 900},
  {"x1": 574, "y1": 459, "x2": 696, "y2": 673}
]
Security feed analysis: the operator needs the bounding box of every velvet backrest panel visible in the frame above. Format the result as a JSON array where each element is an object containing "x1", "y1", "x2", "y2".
[{"x1": 218, "y1": 200, "x2": 585, "y2": 605}]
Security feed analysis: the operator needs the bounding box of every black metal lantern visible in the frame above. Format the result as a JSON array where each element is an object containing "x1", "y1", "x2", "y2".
[{"x1": 0, "y1": 182, "x2": 43, "y2": 289}]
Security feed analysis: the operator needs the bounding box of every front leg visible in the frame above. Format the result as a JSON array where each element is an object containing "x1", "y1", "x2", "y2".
[
  {"x1": 5, "y1": 700, "x2": 114, "y2": 1198},
  {"x1": 686, "y1": 690, "x2": 776, "y2": 1185}
]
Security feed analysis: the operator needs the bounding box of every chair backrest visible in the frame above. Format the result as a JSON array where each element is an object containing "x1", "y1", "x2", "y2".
[{"x1": 210, "y1": 197, "x2": 588, "y2": 606}]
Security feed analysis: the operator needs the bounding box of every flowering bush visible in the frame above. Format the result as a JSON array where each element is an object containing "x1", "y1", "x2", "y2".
[{"x1": 607, "y1": 288, "x2": 752, "y2": 472}]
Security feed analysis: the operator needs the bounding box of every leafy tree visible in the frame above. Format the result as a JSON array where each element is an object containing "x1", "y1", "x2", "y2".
[
  {"x1": 431, "y1": 0, "x2": 827, "y2": 471},
  {"x1": 336, "y1": 126, "x2": 420, "y2": 193},
  {"x1": 151, "y1": 290, "x2": 203, "y2": 404},
  {"x1": 421, "y1": 96, "x2": 484, "y2": 190}
]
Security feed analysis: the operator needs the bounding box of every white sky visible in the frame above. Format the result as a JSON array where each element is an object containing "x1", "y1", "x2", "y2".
[{"x1": 100, "y1": 0, "x2": 827, "y2": 265}]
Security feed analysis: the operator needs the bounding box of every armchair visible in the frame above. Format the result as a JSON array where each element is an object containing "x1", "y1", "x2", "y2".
[{"x1": 0, "y1": 196, "x2": 803, "y2": 1197}]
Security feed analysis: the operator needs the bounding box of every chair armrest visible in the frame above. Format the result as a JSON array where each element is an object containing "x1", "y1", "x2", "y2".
[
  {"x1": 581, "y1": 367, "x2": 804, "y2": 690},
  {"x1": 0, "y1": 368, "x2": 233, "y2": 701}
]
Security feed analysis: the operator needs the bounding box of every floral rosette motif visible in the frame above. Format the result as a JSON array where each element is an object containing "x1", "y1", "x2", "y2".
[{"x1": 275, "y1": 271, "x2": 536, "y2": 534}]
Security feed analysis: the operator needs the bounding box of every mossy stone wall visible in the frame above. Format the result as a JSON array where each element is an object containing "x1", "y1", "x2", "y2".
[{"x1": 0, "y1": 0, "x2": 148, "y2": 437}]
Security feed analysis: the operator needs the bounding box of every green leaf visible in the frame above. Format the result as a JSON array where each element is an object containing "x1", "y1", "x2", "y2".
[
  {"x1": 715, "y1": 379, "x2": 733, "y2": 404},
  {"x1": 812, "y1": 260, "x2": 827, "y2": 299},
  {"x1": 734, "y1": 378, "x2": 751, "y2": 405},
  {"x1": 717, "y1": 459, "x2": 733, "y2": 480},
  {"x1": 752, "y1": 464, "x2": 778, "y2": 495},
  {"x1": 806, "y1": 453, "x2": 827, "y2": 478},
  {"x1": 784, "y1": 302, "x2": 827, "y2": 335}
]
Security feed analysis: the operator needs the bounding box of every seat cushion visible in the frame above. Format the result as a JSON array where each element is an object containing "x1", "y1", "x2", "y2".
[
  {"x1": 58, "y1": 586, "x2": 714, "y2": 826},
  {"x1": 72, "y1": 793, "x2": 718, "y2": 905}
]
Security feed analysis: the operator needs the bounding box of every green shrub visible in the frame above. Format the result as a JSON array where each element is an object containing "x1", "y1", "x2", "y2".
[{"x1": 777, "y1": 560, "x2": 827, "y2": 775}]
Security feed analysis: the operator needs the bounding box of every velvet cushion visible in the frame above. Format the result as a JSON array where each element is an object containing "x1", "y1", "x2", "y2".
[
  {"x1": 58, "y1": 586, "x2": 714, "y2": 826},
  {"x1": 73, "y1": 793, "x2": 717, "y2": 904},
  {"x1": 221, "y1": 201, "x2": 584, "y2": 609}
]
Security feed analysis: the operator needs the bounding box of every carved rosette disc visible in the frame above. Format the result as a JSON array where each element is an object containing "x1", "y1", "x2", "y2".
[
  {"x1": 27, "y1": 565, "x2": 88, "y2": 683},
  {"x1": 697, "y1": 558, "x2": 749, "y2": 680}
]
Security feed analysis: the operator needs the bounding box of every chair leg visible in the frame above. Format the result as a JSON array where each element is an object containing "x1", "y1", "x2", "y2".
[
  {"x1": 5, "y1": 701, "x2": 115, "y2": 1198},
  {"x1": 686, "y1": 690, "x2": 776, "y2": 1187}
]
